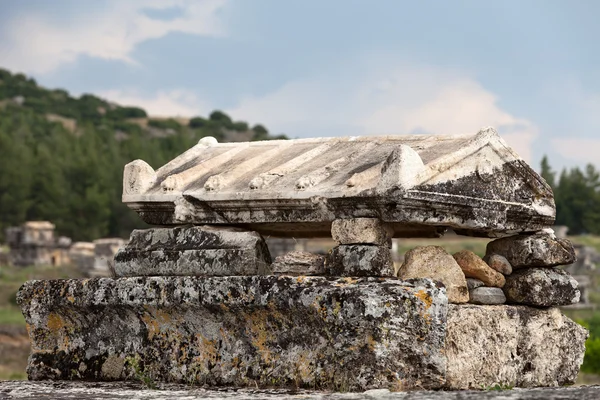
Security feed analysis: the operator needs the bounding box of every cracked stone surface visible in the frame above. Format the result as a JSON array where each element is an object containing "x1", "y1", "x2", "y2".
[
  {"x1": 445, "y1": 305, "x2": 587, "y2": 389},
  {"x1": 17, "y1": 276, "x2": 447, "y2": 391}
]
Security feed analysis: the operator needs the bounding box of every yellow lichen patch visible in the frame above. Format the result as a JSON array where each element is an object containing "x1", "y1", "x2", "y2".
[
  {"x1": 140, "y1": 308, "x2": 175, "y2": 341},
  {"x1": 294, "y1": 352, "x2": 314, "y2": 383},
  {"x1": 364, "y1": 333, "x2": 376, "y2": 351},
  {"x1": 67, "y1": 296, "x2": 75, "y2": 303},
  {"x1": 194, "y1": 334, "x2": 218, "y2": 366},
  {"x1": 140, "y1": 314, "x2": 159, "y2": 340},
  {"x1": 245, "y1": 309, "x2": 285, "y2": 365},
  {"x1": 333, "y1": 299, "x2": 342, "y2": 316},
  {"x1": 296, "y1": 276, "x2": 306, "y2": 284},
  {"x1": 47, "y1": 313, "x2": 65, "y2": 332},
  {"x1": 415, "y1": 290, "x2": 433, "y2": 310}
]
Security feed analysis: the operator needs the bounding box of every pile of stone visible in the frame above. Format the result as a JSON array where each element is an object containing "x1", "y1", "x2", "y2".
[
  {"x1": 16, "y1": 129, "x2": 588, "y2": 391},
  {"x1": 398, "y1": 230, "x2": 578, "y2": 308}
]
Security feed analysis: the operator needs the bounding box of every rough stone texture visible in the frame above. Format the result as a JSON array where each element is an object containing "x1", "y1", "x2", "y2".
[
  {"x1": 326, "y1": 245, "x2": 395, "y2": 277},
  {"x1": 469, "y1": 287, "x2": 506, "y2": 305},
  {"x1": 466, "y1": 278, "x2": 484, "y2": 290},
  {"x1": 453, "y1": 250, "x2": 505, "y2": 288},
  {"x1": 123, "y1": 129, "x2": 555, "y2": 238},
  {"x1": 485, "y1": 233, "x2": 576, "y2": 268},
  {"x1": 484, "y1": 253, "x2": 513, "y2": 275},
  {"x1": 17, "y1": 276, "x2": 447, "y2": 391},
  {"x1": 445, "y1": 304, "x2": 588, "y2": 389},
  {"x1": 398, "y1": 246, "x2": 469, "y2": 304},
  {"x1": 114, "y1": 226, "x2": 272, "y2": 277},
  {"x1": 331, "y1": 218, "x2": 393, "y2": 245},
  {"x1": 3, "y1": 381, "x2": 600, "y2": 400},
  {"x1": 503, "y1": 268, "x2": 580, "y2": 306},
  {"x1": 271, "y1": 251, "x2": 326, "y2": 275}
]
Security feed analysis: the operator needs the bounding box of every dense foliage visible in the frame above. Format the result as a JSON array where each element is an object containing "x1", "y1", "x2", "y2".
[
  {"x1": 0, "y1": 68, "x2": 286, "y2": 241},
  {"x1": 578, "y1": 316, "x2": 600, "y2": 373},
  {"x1": 540, "y1": 156, "x2": 600, "y2": 235}
]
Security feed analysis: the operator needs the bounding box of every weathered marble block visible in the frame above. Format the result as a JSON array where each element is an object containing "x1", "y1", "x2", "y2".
[
  {"x1": 114, "y1": 226, "x2": 272, "y2": 277},
  {"x1": 445, "y1": 305, "x2": 587, "y2": 389},
  {"x1": 17, "y1": 276, "x2": 447, "y2": 391},
  {"x1": 485, "y1": 232, "x2": 576, "y2": 268},
  {"x1": 503, "y1": 268, "x2": 580, "y2": 306}
]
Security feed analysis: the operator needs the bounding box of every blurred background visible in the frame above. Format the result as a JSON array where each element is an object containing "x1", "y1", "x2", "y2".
[{"x1": 1, "y1": 0, "x2": 600, "y2": 383}]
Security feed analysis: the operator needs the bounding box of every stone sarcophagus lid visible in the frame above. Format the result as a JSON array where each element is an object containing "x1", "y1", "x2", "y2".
[{"x1": 122, "y1": 128, "x2": 554, "y2": 238}]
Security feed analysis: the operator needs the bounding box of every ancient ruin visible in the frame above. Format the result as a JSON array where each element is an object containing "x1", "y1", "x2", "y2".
[
  {"x1": 5, "y1": 221, "x2": 71, "y2": 266},
  {"x1": 17, "y1": 128, "x2": 587, "y2": 391},
  {"x1": 3, "y1": 222, "x2": 125, "y2": 276}
]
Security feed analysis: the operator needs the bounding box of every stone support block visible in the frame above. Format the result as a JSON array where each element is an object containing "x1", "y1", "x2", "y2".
[
  {"x1": 114, "y1": 226, "x2": 272, "y2": 277},
  {"x1": 326, "y1": 245, "x2": 395, "y2": 277},
  {"x1": 445, "y1": 304, "x2": 587, "y2": 389},
  {"x1": 468, "y1": 287, "x2": 506, "y2": 305},
  {"x1": 503, "y1": 268, "x2": 580, "y2": 307},
  {"x1": 398, "y1": 246, "x2": 469, "y2": 304},
  {"x1": 271, "y1": 251, "x2": 325, "y2": 275},
  {"x1": 484, "y1": 253, "x2": 513, "y2": 275},
  {"x1": 453, "y1": 250, "x2": 505, "y2": 288},
  {"x1": 17, "y1": 276, "x2": 447, "y2": 391},
  {"x1": 331, "y1": 218, "x2": 393, "y2": 246},
  {"x1": 485, "y1": 233, "x2": 576, "y2": 268}
]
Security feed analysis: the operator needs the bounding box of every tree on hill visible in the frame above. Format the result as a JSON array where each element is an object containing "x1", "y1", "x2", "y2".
[
  {"x1": 0, "y1": 68, "x2": 287, "y2": 242},
  {"x1": 541, "y1": 156, "x2": 600, "y2": 235}
]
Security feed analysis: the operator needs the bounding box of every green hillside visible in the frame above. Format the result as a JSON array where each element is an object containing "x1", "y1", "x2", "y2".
[{"x1": 0, "y1": 68, "x2": 286, "y2": 241}]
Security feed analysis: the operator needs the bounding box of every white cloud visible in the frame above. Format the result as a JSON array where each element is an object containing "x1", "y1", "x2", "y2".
[
  {"x1": 0, "y1": 0, "x2": 227, "y2": 74},
  {"x1": 551, "y1": 138, "x2": 600, "y2": 166},
  {"x1": 99, "y1": 88, "x2": 208, "y2": 117},
  {"x1": 228, "y1": 64, "x2": 539, "y2": 162}
]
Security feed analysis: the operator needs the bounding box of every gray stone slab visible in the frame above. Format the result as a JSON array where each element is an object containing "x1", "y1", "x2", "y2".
[
  {"x1": 468, "y1": 287, "x2": 506, "y2": 305},
  {"x1": 2, "y1": 381, "x2": 600, "y2": 399},
  {"x1": 326, "y1": 245, "x2": 395, "y2": 276},
  {"x1": 114, "y1": 226, "x2": 272, "y2": 276},
  {"x1": 485, "y1": 232, "x2": 576, "y2": 268},
  {"x1": 17, "y1": 276, "x2": 447, "y2": 391},
  {"x1": 466, "y1": 278, "x2": 484, "y2": 290},
  {"x1": 445, "y1": 304, "x2": 587, "y2": 389},
  {"x1": 503, "y1": 268, "x2": 580, "y2": 306}
]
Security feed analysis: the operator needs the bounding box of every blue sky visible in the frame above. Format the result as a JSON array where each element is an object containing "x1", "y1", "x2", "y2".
[{"x1": 1, "y1": 0, "x2": 599, "y2": 173}]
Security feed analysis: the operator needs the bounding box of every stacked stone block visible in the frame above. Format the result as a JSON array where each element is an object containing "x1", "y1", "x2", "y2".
[{"x1": 327, "y1": 218, "x2": 395, "y2": 277}]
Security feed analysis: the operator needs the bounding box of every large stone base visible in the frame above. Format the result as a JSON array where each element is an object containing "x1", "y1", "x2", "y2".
[
  {"x1": 17, "y1": 277, "x2": 587, "y2": 391},
  {"x1": 17, "y1": 276, "x2": 447, "y2": 391},
  {"x1": 445, "y1": 304, "x2": 587, "y2": 389}
]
